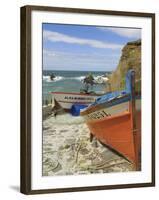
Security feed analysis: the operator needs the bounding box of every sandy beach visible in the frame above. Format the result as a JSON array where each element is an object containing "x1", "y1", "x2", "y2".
[{"x1": 42, "y1": 113, "x2": 134, "y2": 176}]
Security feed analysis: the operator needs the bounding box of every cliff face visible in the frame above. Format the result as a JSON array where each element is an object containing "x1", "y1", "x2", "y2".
[{"x1": 108, "y1": 39, "x2": 141, "y2": 91}]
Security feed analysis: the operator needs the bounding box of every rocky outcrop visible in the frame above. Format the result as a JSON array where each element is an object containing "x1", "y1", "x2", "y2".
[{"x1": 108, "y1": 39, "x2": 141, "y2": 91}]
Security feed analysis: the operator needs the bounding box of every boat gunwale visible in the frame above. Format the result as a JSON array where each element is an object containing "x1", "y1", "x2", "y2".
[
  {"x1": 80, "y1": 95, "x2": 130, "y2": 116},
  {"x1": 49, "y1": 91, "x2": 102, "y2": 96},
  {"x1": 80, "y1": 93, "x2": 141, "y2": 116},
  {"x1": 57, "y1": 100, "x2": 95, "y2": 104}
]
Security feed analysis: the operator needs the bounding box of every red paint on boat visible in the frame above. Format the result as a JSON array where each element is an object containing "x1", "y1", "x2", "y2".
[{"x1": 86, "y1": 103, "x2": 141, "y2": 169}]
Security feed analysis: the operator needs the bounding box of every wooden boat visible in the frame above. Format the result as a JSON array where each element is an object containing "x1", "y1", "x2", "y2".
[
  {"x1": 80, "y1": 70, "x2": 141, "y2": 170},
  {"x1": 50, "y1": 91, "x2": 100, "y2": 110}
]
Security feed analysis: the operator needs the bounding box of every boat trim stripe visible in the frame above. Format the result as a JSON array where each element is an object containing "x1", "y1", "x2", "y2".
[
  {"x1": 81, "y1": 95, "x2": 129, "y2": 115},
  {"x1": 50, "y1": 91, "x2": 101, "y2": 96},
  {"x1": 81, "y1": 95, "x2": 141, "y2": 116},
  {"x1": 58, "y1": 100, "x2": 93, "y2": 104}
]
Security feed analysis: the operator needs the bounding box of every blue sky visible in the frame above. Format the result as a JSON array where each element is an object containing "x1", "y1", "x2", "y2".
[{"x1": 43, "y1": 24, "x2": 141, "y2": 71}]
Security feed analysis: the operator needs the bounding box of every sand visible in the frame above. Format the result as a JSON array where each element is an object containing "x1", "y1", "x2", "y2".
[{"x1": 42, "y1": 113, "x2": 134, "y2": 176}]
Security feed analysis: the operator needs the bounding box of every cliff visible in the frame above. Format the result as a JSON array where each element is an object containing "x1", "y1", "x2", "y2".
[{"x1": 108, "y1": 39, "x2": 141, "y2": 92}]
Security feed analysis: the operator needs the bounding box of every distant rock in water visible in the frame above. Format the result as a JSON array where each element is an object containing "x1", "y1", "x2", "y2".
[
  {"x1": 108, "y1": 39, "x2": 141, "y2": 92},
  {"x1": 50, "y1": 73, "x2": 56, "y2": 81}
]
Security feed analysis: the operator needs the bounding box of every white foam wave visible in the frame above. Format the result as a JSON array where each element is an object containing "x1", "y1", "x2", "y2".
[
  {"x1": 73, "y1": 75, "x2": 109, "y2": 84},
  {"x1": 43, "y1": 75, "x2": 108, "y2": 83},
  {"x1": 43, "y1": 75, "x2": 64, "y2": 82},
  {"x1": 94, "y1": 76, "x2": 109, "y2": 84},
  {"x1": 43, "y1": 75, "x2": 50, "y2": 80},
  {"x1": 69, "y1": 76, "x2": 85, "y2": 81}
]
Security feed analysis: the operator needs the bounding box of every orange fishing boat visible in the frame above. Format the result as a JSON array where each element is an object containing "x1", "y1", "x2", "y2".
[{"x1": 80, "y1": 70, "x2": 141, "y2": 170}]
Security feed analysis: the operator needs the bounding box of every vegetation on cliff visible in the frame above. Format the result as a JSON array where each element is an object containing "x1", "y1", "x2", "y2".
[{"x1": 107, "y1": 39, "x2": 141, "y2": 92}]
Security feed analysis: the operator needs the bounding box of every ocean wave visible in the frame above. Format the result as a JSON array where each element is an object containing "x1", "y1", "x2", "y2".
[
  {"x1": 43, "y1": 75, "x2": 85, "y2": 82},
  {"x1": 94, "y1": 76, "x2": 109, "y2": 84},
  {"x1": 43, "y1": 75, "x2": 108, "y2": 83},
  {"x1": 69, "y1": 76, "x2": 85, "y2": 81},
  {"x1": 43, "y1": 75, "x2": 50, "y2": 80},
  {"x1": 74, "y1": 75, "x2": 109, "y2": 84},
  {"x1": 43, "y1": 75, "x2": 64, "y2": 82}
]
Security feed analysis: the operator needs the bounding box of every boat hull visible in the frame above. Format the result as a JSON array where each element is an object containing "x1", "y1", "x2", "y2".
[
  {"x1": 80, "y1": 70, "x2": 141, "y2": 169},
  {"x1": 81, "y1": 99, "x2": 141, "y2": 168},
  {"x1": 51, "y1": 92, "x2": 100, "y2": 110}
]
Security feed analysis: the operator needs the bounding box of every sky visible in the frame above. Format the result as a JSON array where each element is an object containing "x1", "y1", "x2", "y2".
[{"x1": 43, "y1": 24, "x2": 141, "y2": 72}]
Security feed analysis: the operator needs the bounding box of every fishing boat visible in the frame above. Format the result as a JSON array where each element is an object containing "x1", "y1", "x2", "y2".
[
  {"x1": 50, "y1": 91, "x2": 101, "y2": 110},
  {"x1": 50, "y1": 73, "x2": 103, "y2": 111},
  {"x1": 80, "y1": 70, "x2": 141, "y2": 170}
]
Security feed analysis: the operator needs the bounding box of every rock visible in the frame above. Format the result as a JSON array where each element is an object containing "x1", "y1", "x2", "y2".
[{"x1": 108, "y1": 39, "x2": 141, "y2": 92}]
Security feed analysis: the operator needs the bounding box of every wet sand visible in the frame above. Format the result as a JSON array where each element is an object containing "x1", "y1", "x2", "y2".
[{"x1": 42, "y1": 113, "x2": 134, "y2": 176}]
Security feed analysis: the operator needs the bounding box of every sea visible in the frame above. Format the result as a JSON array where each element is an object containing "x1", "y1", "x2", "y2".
[{"x1": 42, "y1": 70, "x2": 111, "y2": 105}]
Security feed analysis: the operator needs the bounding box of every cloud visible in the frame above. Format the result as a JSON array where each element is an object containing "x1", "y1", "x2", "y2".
[
  {"x1": 43, "y1": 30, "x2": 123, "y2": 49},
  {"x1": 98, "y1": 27, "x2": 141, "y2": 39},
  {"x1": 43, "y1": 49, "x2": 56, "y2": 57},
  {"x1": 43, "y1": 49, "x2": 121, "y2": 71}
]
